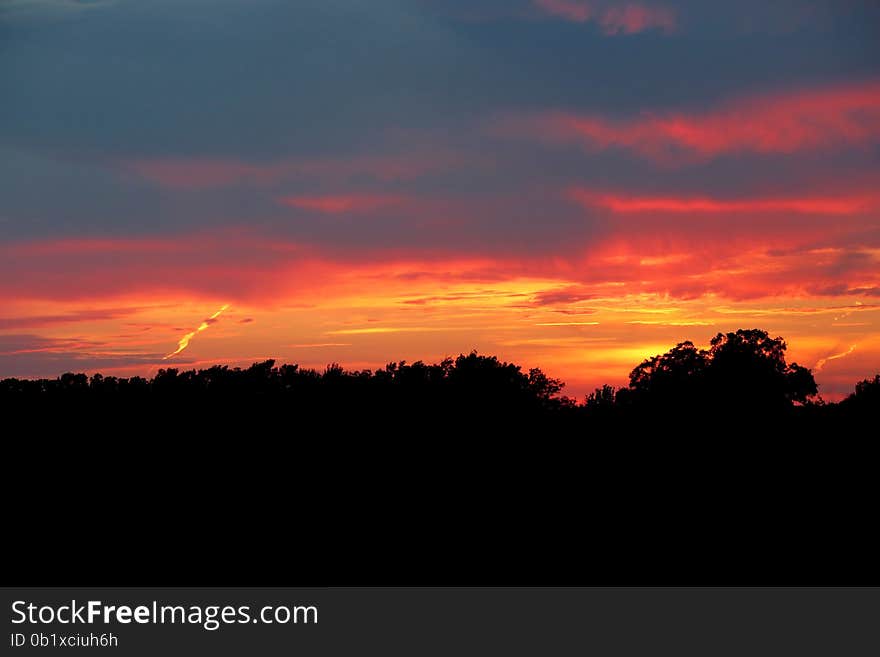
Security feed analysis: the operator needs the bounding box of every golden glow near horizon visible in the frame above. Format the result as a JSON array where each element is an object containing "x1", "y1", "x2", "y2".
[{"x1": 4, "y1": 261, "x2": 875, "y2": 401}]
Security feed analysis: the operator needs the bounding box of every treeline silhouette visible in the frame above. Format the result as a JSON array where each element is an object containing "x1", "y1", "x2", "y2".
[
  {"x1": 2, "y1": 328, "x2": 876, "y2": 432},
  {"x1": 7, "y1": 328, "x2": 879, "y2": 586}
]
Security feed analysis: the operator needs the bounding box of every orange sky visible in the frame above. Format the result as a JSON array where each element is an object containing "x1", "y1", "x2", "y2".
[
  {"x1": 2, "y1": 1, "x2": 879, "y2": 401},
  {"x1": 3, "y1": 234, "x2": 877, "y2": 400}
]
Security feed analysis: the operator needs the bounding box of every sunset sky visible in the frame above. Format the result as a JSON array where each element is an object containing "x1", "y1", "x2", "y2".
[{"x1": 2, "y1": 0, "x2": 879, "y2": 399}]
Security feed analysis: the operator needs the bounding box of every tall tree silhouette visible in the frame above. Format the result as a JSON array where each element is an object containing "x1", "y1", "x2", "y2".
[
  {"x1": 617, "y1": 329, "x2": 817, "y2": 417},
  {"x1": 706, "y1": 329, "x2": 816, "y2": 410}
]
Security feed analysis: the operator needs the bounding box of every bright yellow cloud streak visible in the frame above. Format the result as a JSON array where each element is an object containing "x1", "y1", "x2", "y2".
[{"x1": 164, "y1": 304, "x2": 229, "y2": 359}]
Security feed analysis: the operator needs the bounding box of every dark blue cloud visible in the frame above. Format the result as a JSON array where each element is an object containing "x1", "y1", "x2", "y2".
[{"x1": 1, "y1": 0, "x2": 879, "y2": 247}]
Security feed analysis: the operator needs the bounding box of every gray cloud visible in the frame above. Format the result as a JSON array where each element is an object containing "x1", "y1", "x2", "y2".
[{"x1": 0, "y1": 334, "x2": 162, "y2": 378}]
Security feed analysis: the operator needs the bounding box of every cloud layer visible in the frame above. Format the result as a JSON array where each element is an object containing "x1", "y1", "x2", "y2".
[
  {"x1": 502, "y1": 80, "x2": 880, "y2": 162},
  {"x1": 2, "y1": 0, "x2": 879, "y2": 400}
]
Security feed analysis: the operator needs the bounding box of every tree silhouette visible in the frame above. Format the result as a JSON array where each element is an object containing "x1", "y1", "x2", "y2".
[
  {"x1": 0, "y1": 329, "x2": 871, "y2": 431},
  {"x1": 706, "y1": 329, "x2": 817, "y2": 410},
  {"x1": 624, "y1": 340, "x2": 708, "y2": 409},
  {"x1": 614, "y1": 329, "x2": 819, "y2": 421},
  {"x1": 837, "y1": 374, "x2": 880, "y2": 418}
]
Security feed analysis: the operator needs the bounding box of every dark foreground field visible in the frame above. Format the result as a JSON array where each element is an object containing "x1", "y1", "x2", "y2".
[{"x1": 3, "y1": 329, "x2": 877, "y2": 585}]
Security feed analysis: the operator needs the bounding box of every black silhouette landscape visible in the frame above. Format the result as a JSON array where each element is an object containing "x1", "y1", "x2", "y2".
[
  {"x1": 5, "y1": 0, "x2": 880, "y2": 594},
  {"x1": 4, "y1": 329, "x2": 876, "y2": 433},
  {"x1": 7, "y1": 328, "x2": 878, "y2": 585}
]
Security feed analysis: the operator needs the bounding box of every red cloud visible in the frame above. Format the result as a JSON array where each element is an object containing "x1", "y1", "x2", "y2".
[
  {"x1": 278, "y1": 194, "x2": 405, "y2": 213},
  {"x1": 0, "y1": 231, "x2": 522, "y2": 303},
  {"x1": 3, "y1": 224, "x2": 879, "y2": 306},
  {"x1": 533, "y1": 0, "x2": 676, "y2": 34},
  {"x1": 3, "y1": 231, "x2": 879, "y2": 397},
  {"x1": 502, "y1": 79, "x2": 880, "y2": 161},
  {"x1": 569, "y1": 188, "x2": 880, "y2": 215}
]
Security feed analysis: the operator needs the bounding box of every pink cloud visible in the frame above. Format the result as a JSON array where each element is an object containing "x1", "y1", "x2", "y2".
[
  {"x1": 501, "y1": 79, "x2": 880, "y2": 161},
  {"x1": 569, "y1": 188, "x2": 880, "y2": 215},
  {"x1": 533, "y1": 1, "x2": 676, "y2": 34}
]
